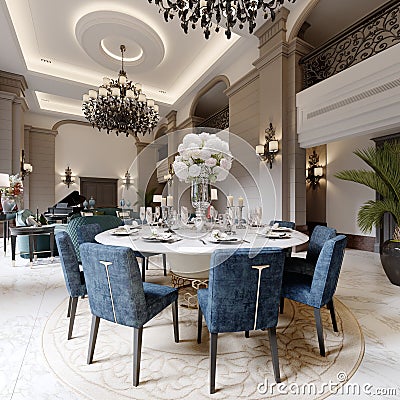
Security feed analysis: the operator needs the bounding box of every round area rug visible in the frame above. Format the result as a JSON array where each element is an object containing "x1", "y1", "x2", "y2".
[{"x1": 42, "y1": 272, "x2": 364, "y2": 400}]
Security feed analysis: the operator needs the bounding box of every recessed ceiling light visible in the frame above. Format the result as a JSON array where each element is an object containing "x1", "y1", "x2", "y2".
[
  {"x1": 159, "y1": 90, "x2": 167, "y2": 94},
  {"x1": 40, "y1": 58, "x2": 52, "y2": 63}
]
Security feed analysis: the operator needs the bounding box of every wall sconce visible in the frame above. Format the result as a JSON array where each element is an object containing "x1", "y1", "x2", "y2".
[
  {"x1": 123, "y1": 171, "x2": 131, "y2": 188},
  {"x1": 20, "y1": 150, "x2": 33, "y2": 180},
  {"x1": 163, "y1": 164, "x2": 174, "y2": 186},
  {"x1": 306, "y1": 149, "x2": 324, "y2": 189},
  {"x1": 62, "y1": 166, "x2": 75, "y2": 188},
  {"x1": 256, "y1": 123, "x2": 279, "y2": 168}
]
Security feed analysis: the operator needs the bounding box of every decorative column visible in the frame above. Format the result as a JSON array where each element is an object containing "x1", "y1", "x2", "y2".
[{"x1": 0, "y1": 71, "x2": 28, "y2": 175}]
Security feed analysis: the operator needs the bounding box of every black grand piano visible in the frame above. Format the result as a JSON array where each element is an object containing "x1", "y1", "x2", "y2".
[{"x1": 44, "y1": 191, "x2": 86, "y2": 223}]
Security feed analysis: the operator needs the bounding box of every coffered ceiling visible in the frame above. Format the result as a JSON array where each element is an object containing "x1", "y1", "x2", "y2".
[{"x1": 0, "y1": 0, "x2": 391, "y2": 121}]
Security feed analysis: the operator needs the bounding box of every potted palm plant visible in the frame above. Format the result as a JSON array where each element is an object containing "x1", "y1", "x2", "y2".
[{"x1": 335, "y1": 141, "x2": 400, "y2": 285}]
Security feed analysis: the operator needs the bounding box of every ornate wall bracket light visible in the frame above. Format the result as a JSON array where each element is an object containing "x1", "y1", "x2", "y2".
[
  {"x1": 148, "y1": 0, "x2": 296, "y2": 39},
  {"x1": 123, "y1": 171, "x2": 131, "y2": 188},
  {"x1": 20, "y1": 150, "x2": 33, "y2": 180},
  {"x1": 164, "y1": 164, "x2": 174, "y2": 186},
  {"x1": 62, "y1": 166, "x2": 75, "y2": 188},
  {"x1": 256, "y1": 123, "x2": 279, "y2": 168},
  {"x1": 82, "y1": 44, "x2": 160, "y2": 137},
  {"x1": 306, "y1": 149, "x2": 324, "y2": 189}
]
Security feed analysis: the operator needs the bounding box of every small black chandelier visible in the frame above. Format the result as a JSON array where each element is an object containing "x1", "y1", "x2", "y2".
[
  {"x1": 148, "y1": 0, "x2": 296, "y2": 39},
  {"x1": 82, "y1": 45, "x2": 160, "y2": 137}
]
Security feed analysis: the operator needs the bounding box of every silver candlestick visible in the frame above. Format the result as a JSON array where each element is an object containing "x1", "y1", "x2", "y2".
[{"x1": 236, "y1": 206, "x2": 246, "y2": 229}]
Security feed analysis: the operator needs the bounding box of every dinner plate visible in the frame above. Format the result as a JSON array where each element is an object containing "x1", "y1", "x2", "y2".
[
  {"x1": 258, "y1": 233, "x2": 291, "y2": 239},
  {"x1": 272, "y1": 227, "x2": 292, "y2": 232},
  {"x1": 111, "y1": 231, "x2": 138, "y2": 236},
  {"x1": 208, "y1": 237, "x2": 240, "y2": 244},
  {"x1": 142, "y1": 236, "x2": 181, "y2": 243}
]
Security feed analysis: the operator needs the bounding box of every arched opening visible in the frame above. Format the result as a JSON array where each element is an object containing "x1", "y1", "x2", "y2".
[{"x1": 190, "y1": 76, "x2": 230, "y2": 129}]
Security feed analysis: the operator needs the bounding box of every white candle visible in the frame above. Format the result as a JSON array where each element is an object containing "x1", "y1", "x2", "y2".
[
  {"x1": 82, "y1": 94, "x2": 89, "y2": 102},
  {"x1": 103, "y1": 77, "x2": 110, "y2": 86},
  {"x1": 88, "y1": 89, "x2": 97, "y2": 99},
  {"x1": 161, "y1": 197, "x2": 167, "y2": 207},
  {"x1": 238, "y1": 197, "x2": 244, "y2": 207},
  {"x1": 227, "y1": 195, "x2": 233, "y2": 207},
  {"x1": 167, "y1": 195, "x2": 173, "y2": 207},
  {"x1": 135, "y1": 83, "x2": 142, "y2": 91},
  {"x1": 98, "y1": 87, "x2": 107, "y2": 97},
  {"x1": 111, "y1": 87, "x2": 120, "y2": 97},
  {"x1": 126, "y1": 89, "x2": 134, "y2": 98}
]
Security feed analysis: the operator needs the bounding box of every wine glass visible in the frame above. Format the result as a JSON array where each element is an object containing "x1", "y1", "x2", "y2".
[
  {"x1": 155, "y1": 206, "x2": 161, "y2": 223},
  {"x1": 255, "y1": 206, "x2": 262, "y2": 226},
  {"x1": 146, "y1": 207, "x2": 153, "y2": 225},
  {"x1": 139, "y1": 207, "x2": 145, "y2": 226}
]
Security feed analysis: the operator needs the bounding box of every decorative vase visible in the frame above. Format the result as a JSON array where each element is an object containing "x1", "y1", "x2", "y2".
[
  {"x1": 380, "y1": 240, "x2": 400, "y2": 286},
  {"x1": 1, "y1": 195, "x2": 17, "y2": 212},
  {"x1": 88, "y1": 196, "x2": 96, "y2": 209},
  {"x1": 83, "y1": 200, "x2": 88, "y2": 210},
  {"x1": 191, "y1": 177, "x2": 211, "y2": 231}
]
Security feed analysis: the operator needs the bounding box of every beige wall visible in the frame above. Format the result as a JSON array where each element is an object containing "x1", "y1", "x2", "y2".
[
  {"x1": 327, "y1": 134, "x2": 375, "y2": 237},
  {"x1": 55, "y1": 122, "x2": 138, "y2": 207}
]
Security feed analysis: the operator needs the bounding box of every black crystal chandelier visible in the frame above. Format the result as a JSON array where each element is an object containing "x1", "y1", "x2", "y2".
[
  {"x1": 148, "y1": 0, "x2": 296, "y2": 39},
  {"x1": 82, "y1": 45, "x2": 160, "y2": 137}
]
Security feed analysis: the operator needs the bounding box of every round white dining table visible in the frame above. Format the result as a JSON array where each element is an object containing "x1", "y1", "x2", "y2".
[{"x1": 95, "y1": 226, "x2": 309, "y2": 280}]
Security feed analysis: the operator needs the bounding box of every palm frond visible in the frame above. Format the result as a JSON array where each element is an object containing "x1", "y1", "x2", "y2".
[
  {"x1": 357, "y1": 198, "x2": 400, "y2": 233},
  {"x1": 354, "y1": 141, "x2": 400, "y2": 201},
  {"x1": 334, "y1": 169, "x2": 391, "y2": 198}
]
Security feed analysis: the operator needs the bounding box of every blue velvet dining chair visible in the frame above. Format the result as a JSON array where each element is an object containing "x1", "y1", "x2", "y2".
[
  {"x1": 77, "y1": 223, "x2": 102, "y2": 245},
  {"x1": 76, "y1": 223, "x2": 167, "y2": 282},
  {"x1": 80, "y1": 243, "x2": 179, "y2": 386},
  {"x1": 281, "y1": 235, "x2": 347, "y2": 356},
  {"x1": 55, "y1": 231, "x2": 87, "y2": 340},
  {"x1": 269, "y1": 220, "x2": 295, "y2": 229},
  {"x1": 197, "y1": 247, "x2": 286, "y2": 394},
  {"x1": 283, "y1": 225, "x2": 337, "y2": 278}
]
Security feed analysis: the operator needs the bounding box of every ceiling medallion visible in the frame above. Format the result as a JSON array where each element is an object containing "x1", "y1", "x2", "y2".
[
  {"x1": 82, "y1": 44, "x2": 160, "y2": 137},
  {"x1": 148, "y1": 0, "x2": 296, "y2": 39}
]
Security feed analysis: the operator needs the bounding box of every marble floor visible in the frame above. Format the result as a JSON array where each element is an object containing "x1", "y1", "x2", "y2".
[{"x1": 0, "y1": 241, "x2": 399, "y2": 400}]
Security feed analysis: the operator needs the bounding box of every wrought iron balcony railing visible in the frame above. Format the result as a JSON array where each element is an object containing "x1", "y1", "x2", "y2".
[{"x1": 300, "y1": 0, "x2": 400, "y2": 89}]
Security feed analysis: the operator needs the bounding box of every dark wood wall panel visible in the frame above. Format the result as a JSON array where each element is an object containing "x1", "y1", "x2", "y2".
[{"x1": 80, "y1": 177, "x2": 118, "y2": 208}]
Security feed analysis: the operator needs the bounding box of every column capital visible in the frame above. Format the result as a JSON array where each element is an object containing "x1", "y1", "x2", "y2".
[{"x1": 0, "y1": 70, "x2": 28, "y2": 97}]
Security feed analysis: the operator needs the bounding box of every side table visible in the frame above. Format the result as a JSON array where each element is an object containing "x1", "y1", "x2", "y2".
[
  {"x1": 9, "y1": 225, "x2": 55, "y2": 267},
  {"x1": 0, "y1": 212, "x2": 16, "y2": 256}
]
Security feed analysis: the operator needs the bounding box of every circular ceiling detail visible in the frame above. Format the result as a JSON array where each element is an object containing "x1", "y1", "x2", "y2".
[{"x1": 75, "y1": 11, "x2": 165, "y2": 73}]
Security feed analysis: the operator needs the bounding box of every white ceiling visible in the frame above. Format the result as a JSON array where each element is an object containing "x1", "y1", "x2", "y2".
[{"x1": 0, "y1": 0, "x2": 391, "y2": 121}]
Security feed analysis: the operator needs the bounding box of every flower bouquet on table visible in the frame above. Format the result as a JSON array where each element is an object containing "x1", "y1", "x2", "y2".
[
  {"x1": 172, "y1": 132, "x2": 233, "y2": 183},
  {"x1": 1, "y1": 174, "x2": 23, "y2": 212},
  {"x1": 172, "y1": 132, "x2": 233, "y2": 230}
]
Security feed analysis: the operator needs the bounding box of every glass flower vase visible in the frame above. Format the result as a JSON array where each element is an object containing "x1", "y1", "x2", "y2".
[{"x1": 191, "y1": 177, "x2": 211, "y2": 231}]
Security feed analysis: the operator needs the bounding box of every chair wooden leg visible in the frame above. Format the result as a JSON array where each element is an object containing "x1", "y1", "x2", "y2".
[
  {"x1": 197, "y1": 307, "x2": 203, "y2": 344},
  {"x1": 327, "y1": 299, "x2": 338, "y2": 332},
  {"x1": 314, "y1": 308, "x2": 325, "y2": 356},
  {"x1": 245, "y1": 331, "x2": 250, "y2": 338},
  {"x1": 68, "y1": 297, "x2": 78, "y2": 340},
  {"x1": 145, "y1": 257, "x2": 149, "y2": 270},
  {"x1": 162, "y1": 253, "x2": 167, "y2": 276},
  {"x1": 140, "y1": 257, "x2": 145, "y2": 282},
  {"x1": 172, "y1": 300, "x2": 179, "y2": 343},
  {"x1": 87, "y1": 315, "x2": 100, "y2": 364},
  {"x1": 133, "y1": 327, "x2": 143, "y2": 387},
  {"x1": 210, "y1": 333, "x2": 218, "y2": 394},
  {"x1": 67, "y1": 296, "x2": 72, "y2": 317},
  {"x1": 279, "y1": 297, "x2": 284, "y2": 314},
  {"x1": 268, "y1": 327, "x2": 281, "y2": 383}
]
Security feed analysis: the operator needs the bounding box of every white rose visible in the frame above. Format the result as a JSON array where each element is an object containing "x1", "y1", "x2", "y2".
[
  {"x1": 199, "y1": 148, "x2": 212, "y2": 160},
  {"x1": 213, "y1": 166, "x2": 229, "y2": 181},
  {"x1": 205, "y1": 157, "x2": 217, "y2": 167},
  {"x1": 220, "y1": 158, "x2": 232, "y2": 170},
  {"x1": 205, "y1": 137, "x2": 224, "y2": 153},
  {"x1": 188, "y1": 164, "x2": 201, "y2": 177},
  {"x1": 178, "y1": 143, "x2": 185, "y2": 153},
  {"x1": 183, "y1": 134, "x2": 202, "y2": 147},
  {"x1": 173, "y1": 161, "x2": 189, "y2": 181},
  {"x1": 199, "y1": 132, "x2": 210, "y2": 141}
]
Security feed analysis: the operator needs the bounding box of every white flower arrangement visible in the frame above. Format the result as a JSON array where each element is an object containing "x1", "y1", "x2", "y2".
[{"x1": 173, "y1": 132, "x2": 232, "y2": 182}]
